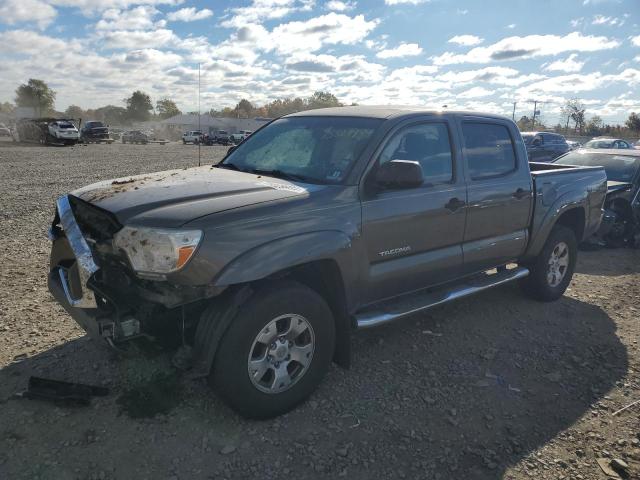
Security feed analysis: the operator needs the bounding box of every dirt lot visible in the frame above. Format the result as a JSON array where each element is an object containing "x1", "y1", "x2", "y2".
[{"x1": 0, "y1": 141, "x2": 638, "y2": 480}]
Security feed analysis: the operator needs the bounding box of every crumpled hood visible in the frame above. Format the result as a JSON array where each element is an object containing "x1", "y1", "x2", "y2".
[
  {"x1": 606, "y1": 180, "x2": 633, "y2": 192},
  {"x1": 71, "y1": 166, "x2": 311, "y2": 228}
]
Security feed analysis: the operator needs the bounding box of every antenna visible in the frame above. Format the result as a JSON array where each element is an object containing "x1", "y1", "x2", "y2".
[{"x1": 198, "y1": 62, "x2": 201, "y2": 167}]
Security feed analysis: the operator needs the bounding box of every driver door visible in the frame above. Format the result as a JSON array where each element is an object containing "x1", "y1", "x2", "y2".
[{"x1": 361, "y1": 120, "x2": 467, "y2": 304}]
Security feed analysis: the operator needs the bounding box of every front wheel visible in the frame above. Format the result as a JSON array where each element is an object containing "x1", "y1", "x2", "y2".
[
  {"x1": 210, "y1": 281, "x2": 335, "y2": 419},
  {"x1": 521, "y1": 225, "x2": 577, "y2": 302}
]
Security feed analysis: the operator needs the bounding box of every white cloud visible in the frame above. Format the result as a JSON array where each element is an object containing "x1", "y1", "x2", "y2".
[
  {"x1": 167, "y1": 7, "x2": 213, "y2": 22},
  {"x1": 48, "y1": 0, "x2": 184, "y2": 16},
  {"x1": 456, "y1": 8, "x2": 468, "y2": 15},
  {"x1": 506, "y1": 24, "x2": 516, "y2": 29},
  {"x1": 592, "y1": 15, "x2": 623, "y2": 26},
  {"x1": 285, "y1": 53, "x2": 385, "y2": 81},
  {"x1": 570, "y1": 18, "x2": 583, "y2": 28},
  {"x1": 631, "y1": 35, "x2": 640, "y2": 47},
  {"x1": 516, "y1": 68, "x2": 640, "y2": 97},
  {"x1": 0, "y1": 0, "x2": 57, "y2": 29},
  {"x1": 544, "y1": 53, "x2": 585, "y2": 73},
  {"x1": 268, "y1": 13, "x2": 379, "y2": 55},
  {"x1": 98, "y1": 28, "x2": 179, "y2": 49},
  {"x1": 433, "y1": 32, "x2": 620, "y2": 65},
  {"x1": 221, "y1": 0, "x2": 305, "y2": 28},
  {"x1": 96, "y1": 6, "x2": 161, "y2": 30},
  {"x1": 376, "y1": 43, "x2": 423, "y2": 59},
  {"x1": 325, "y1": 0, "x2": 355, "y2": 11},
  {"x1": 457, "y1": 87, "x2": 493, "y2": 99},
  {"x1": 384, "y1": 0, "x2": 428, "y2": 4},
  {"x1": 448, "y1": 35, "x2": 483, "y2": 47}
]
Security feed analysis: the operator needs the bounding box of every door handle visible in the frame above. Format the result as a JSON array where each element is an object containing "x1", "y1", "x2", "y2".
[
  {"x1": 512, "y1": 188, "x2": 529, "y2": 200},
  {"x1": 445, "y1": 197, "x2": 466, "y2": 212}
]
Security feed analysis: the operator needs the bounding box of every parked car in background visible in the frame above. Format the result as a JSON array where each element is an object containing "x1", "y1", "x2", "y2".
[
  {"x1": 0, "y1": 123, "x2": 11, "y2": 137},
  {"x1": 632, "y1": 139, "x2": 640, "y2": 150},
  {"x1": 230, "y1": 130, "x2": 253, "y2": 144},
  {"x1": 555, "y1": 149, "x2": 640, "y2": 247},
  {"x1": 583, "y1": 137, "x2": 633, "y2": 149},
  {"x1": 212, "y1": 130, "x2": 231, "y2": 145},
  {"x1": 80, "y1": 121, "x2": 112, "y2": 144},
  {"x1": 182, "y1": 131, "x2": 203, "y2": 144},
  {"x1": 567, "y1": 140, "x2": 581, "y2": 150},
  {"x1": 229, "y1": 133, "x2": 246, "y2": 145},
  {"x1": 15, "y1": 118, "x2": 79, "y2": 145},
  {"x1": 47, "y1": 107, "x2": 607, "y2": 418},
  {"x1": 110, "y1": 128, "x2": 124, "y2": 141},
  {"x1": 121, "y1": 130, "x2": 149, "y2": 144},
  {"x1": 521, "y1": 132, "x2": 570, "y2": 162}
]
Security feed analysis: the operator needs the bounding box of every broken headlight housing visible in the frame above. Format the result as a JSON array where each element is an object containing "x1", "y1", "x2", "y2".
[{"x1": 113, "y1": 226, "x2": 202, "y2": 279}]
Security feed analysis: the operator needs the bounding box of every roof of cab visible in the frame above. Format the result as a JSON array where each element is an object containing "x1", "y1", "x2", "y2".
[{"x1": 287, "y1": 105, "x2": 512, "y2": 121}]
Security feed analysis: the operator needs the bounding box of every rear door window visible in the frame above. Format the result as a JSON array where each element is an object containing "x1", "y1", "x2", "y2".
[{"x1": 461, "y1": 123, "x2": 517, "y2": 180}]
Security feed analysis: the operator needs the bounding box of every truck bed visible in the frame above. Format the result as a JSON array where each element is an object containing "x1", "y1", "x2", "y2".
[{"x1": 525, "y1": 161, "x2": 607, "y2": 257}]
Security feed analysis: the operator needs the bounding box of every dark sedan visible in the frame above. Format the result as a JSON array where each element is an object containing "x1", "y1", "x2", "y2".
[{"x1": 555, "y1": 149, "x2": 640, "y2": 247}]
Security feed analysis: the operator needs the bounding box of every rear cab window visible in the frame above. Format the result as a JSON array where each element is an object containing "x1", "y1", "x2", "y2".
[{"x1": 461, "y1": 122, "x2": 517, "y2": 180}]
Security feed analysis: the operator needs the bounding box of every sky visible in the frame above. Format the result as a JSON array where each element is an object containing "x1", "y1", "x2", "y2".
[{"x1": 0, "y1": 0, "x2": 639, "y2": 124}]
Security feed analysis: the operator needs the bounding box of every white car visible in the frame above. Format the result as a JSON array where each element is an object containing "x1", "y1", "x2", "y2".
[
  {"x1": 0, "y1": 123, "x2": 11, "y2": 137},
  {"x1": 182, "y1": 131, "x2": 203, "y2": 144},
  {"x1": 48, "y1": 120, "x2": 79, "y2": 145}
]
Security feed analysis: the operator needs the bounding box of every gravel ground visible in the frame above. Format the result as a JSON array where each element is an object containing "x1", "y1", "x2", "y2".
[{"x1": 0, "y1": 140, "x2": 639, "y2": 480}]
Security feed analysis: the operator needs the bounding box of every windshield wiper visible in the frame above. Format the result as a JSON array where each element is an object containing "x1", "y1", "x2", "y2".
[
  {"x1": 216, "y1": 162, "x2": 240, "y2": 170},
  {"x1": 246, "y1": 168, "x2": 317, "y2": 184}
]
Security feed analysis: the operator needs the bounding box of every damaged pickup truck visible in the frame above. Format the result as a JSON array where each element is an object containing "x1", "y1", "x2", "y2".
[
  {"x1": 48, "y1": 107, "x2": 607, "y2": 418},
  {"x1": 555, "y1": 148, "x2": 640, "y2": 247}
]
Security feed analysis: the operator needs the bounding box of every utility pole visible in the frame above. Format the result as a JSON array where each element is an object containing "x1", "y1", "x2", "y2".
[
  {"x1": 512, "y1": 102, "x2": 516, "y2": 121},
  {"x1": 198, "y1": 63, "x2": 201, "y2": 167},
  {"x1": 531, "y1": 100, "x2": 538, "y2": 129}
]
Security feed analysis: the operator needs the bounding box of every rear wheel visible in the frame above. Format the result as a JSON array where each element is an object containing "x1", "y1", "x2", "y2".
[
  {"x1": 210, "y1": 281, "x2": 335, "y2": 419},
  {"x1": 521, "y1": 225, "x2": 577, "y2": 302}
]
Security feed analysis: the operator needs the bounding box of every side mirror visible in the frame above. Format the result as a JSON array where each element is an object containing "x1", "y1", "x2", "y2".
[{"x1": 376, "y1": 160, "x2": 423, "y2": 189}]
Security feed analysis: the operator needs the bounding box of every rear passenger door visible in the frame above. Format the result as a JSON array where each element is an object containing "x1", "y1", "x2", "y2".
[{"x1": 458, "y1": 119, "x2": 533, "y2": 274}]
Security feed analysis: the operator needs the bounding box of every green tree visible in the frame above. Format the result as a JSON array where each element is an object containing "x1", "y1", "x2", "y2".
[
  {"x1": 517, "y1": 115, "x2": 534, "y2": 131},
  {"x1": 625, "y1": 112, "x2": 640, "y2": 132},
  {"x1": 307, "y1": 91, "x2": 342, "y2": 110},
  {"x1": 15, "y1": 78, "x2": 56, "y2": 117},
  {"x1": 586, "y1": 115, "x2": 603, "y2": 136},
  {"x1": 64, "y1": 105, "x2": 84, "y2": 120},
  {"x1": 0, "y1": 102, "x2": 15, "y2": 114},
  {"x1": 234, "y1": 98, "x2": 254, "y2": 118},
  {"x1": 156, "y1": 98, "x2": 181, "y2": 119},
  {"x1": 124, "y1": 90, "x2": 153, "y2": 122},
  {"x1": 95, "y1": 105, "x2": 127, "y2": 125}
]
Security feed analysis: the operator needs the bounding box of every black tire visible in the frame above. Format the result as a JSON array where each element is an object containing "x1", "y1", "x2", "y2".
[
  {"x1": 521, "y1": 224, "x2": 577, "y2": 302},
  {"x1": 210, "y1": 280, "x2": 335, "y2": 419}
]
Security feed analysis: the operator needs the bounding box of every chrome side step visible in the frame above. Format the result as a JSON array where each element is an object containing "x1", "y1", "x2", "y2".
[{"x1": 355, "y1": 266, "x2": 529, "y2": 329}]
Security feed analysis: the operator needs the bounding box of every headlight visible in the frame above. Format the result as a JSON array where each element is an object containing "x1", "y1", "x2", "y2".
[{"x1": 113, "y1": 226, "x2": 202, "y2": 278}]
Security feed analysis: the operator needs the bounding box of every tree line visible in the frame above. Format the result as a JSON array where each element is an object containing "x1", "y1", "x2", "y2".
[
  {"x1": 2, "y1": 79, "x2": 639, "y2": 135},
  {"x1": 1, "y1": 78, "x2": 344, "y2": 126},
  {"x1": 517, "y1": 97, "x2": 640, "y2": 137}
]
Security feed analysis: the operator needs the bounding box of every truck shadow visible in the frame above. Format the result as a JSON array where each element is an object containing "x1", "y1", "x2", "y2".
[{"x1": 0, "y1": 286, "x2": 628, "y2": 479}]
